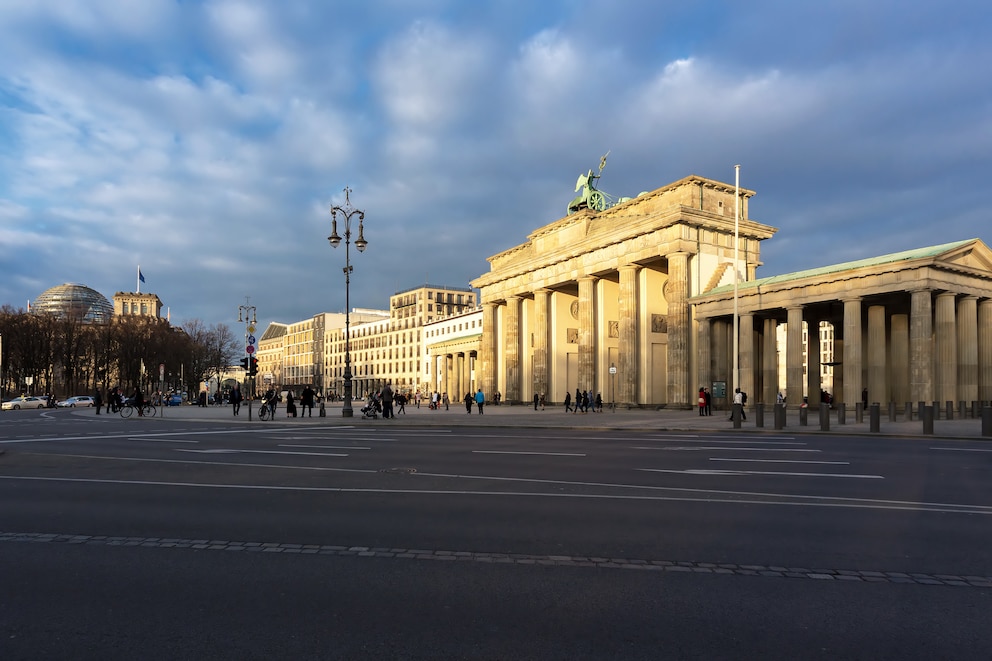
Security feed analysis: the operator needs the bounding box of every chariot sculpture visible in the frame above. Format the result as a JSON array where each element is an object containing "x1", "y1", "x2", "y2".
[{"x1": 567, "y1": 151, "x2": 623, "y2": 215}]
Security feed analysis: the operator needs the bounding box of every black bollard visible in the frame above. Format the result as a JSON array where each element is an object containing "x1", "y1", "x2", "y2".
[
  {"x1": 799, "y1": 406, "x2": 808, "y2": 426},
  {"x1": 946, "y1": 401, "x2": 954, "y2": 421},
  {"x1": 888, "y1": 402, "x2": 896, "y2": 423},
  {"x1": 838, "y1": 403, "x2": 846, "y2": 425},
  {"x1": 983, "y1": 407, "x2": 992, "y2": 438},
  {"x1": 755, "y1": 402, "x2": 764, "y2": 428},
  {"x1": 732, "y1": 403, "x2": 742, "y2": 429},
  {"x1": 906, "y1": 402, "x2": 913, "y2": 421},
  {"x1": 774, "y1": 404, "x2": 785, "y2": 430},
  {"x1": 869, "y1": 403, "x2": 880, "y2": 433},
  {"x1": 819, "y1": 404, "x2": 830, "y2": 431},
  {"x1": 922, "y1": 405, "x2": 934, "y2": 435}
]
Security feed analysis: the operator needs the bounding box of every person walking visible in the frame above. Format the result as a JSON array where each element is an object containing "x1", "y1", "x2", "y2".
[
  {"x1": 564, "y1": 391, "x2": 572, "y2": 412},
  {"x1": 381, "y1": 384, "x2": 394, "y2": 419},
  {"x1": 133, "y1": 387, "x2": 145, "y2": 416},
  {"x1": 300, "y1": 385, "x2": 315, "y2": 417},
  {"x1": 395, "y1": 392, "x2": 407, "y2": 414},
  {"x1": 533, "y1": 393, "x2": 539, "y2": 411},
  {"x1": 475, "y1": 388, "x2": 485, "y2": 414},
  {"x1": 464, "y1": 392, "x2": 473, "y2": 413},
  {"x1": 594, "y1": 393, "x2": 602, "y2": 413},
  {"x1": 442, "y1": 391, "x2": 449, "y2": 411},
  {"x1": 731, "y1": 387, "x2": 747, "y2": 421},
  {"x1": 94, "y1": 389, "x2": 103, "y2": 415},
  {"x1": 581, "y1": 390, "x2": 590, "y2": 413},
  {"x1": 573, "y1": 388, "x2": 581, "y2": 414},
  {"x1": 698, "y1": 387, "x2": 706, "y2": 416},
  {"x1": 231, "y1": 385, "x2": 242, "y2": 416}
]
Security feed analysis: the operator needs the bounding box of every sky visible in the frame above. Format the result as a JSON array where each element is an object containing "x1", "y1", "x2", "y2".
[{"x1": 2, "y1": 0, "x2": 991, "y2": 331}]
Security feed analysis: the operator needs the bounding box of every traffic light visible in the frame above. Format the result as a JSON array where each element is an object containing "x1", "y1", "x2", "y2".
[
  {"x1": 248, "y1": 357, "x2": 258, "y2": 377},
  {"x1": 240, "y1": 357, "x2": 250, "y2": 371}
]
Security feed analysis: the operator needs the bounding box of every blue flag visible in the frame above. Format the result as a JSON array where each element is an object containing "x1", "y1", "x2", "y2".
[{"x1": 139, "y1": 269, "x2": 145, "y2": 283}]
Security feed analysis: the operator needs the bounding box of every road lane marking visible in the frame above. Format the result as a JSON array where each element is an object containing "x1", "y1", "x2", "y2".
[
  {"x1": 639, "y1": 468, "x2": 881, "y2": 479},
  {"x1": 635, "y1": 438, "x2": 806, "y2": 445},
  {"x1": 930, "y1": 446, "x2": 992, "y2": 453},
  {"x1": 280, "y1": 444, "x2": 371, "y2": 450},
  {"x1": 177, "y1": 449, "x2": 349, "y2": 457},
  {"x1": 636, "y1": 446, "x2": 821, "y2": 452},
  {"x1": 710, "y1": 458, "x2": 850, "y2": 465},
  {"x1": 472, "y1": 450, "x2": 587, "y2": 456}
]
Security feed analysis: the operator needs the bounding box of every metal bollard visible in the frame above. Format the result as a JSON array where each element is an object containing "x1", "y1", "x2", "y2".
[
  {"x1": 888, "y1": 402, "x2": 896, "y2": 423},
  {"x1": 819, "y1": 404, "x2": 830, "y2": 431},
  {"x1": 946, "y1": 401, "x2": 954, "y2": 421},
  {"x1": 855, "y1": 402, "x2": 864, "y2": 424},
  {"x1": 248, "y1": 400, "x2": 252, "y2": 421},
  {"x1": 838, "y1": 403, "x2": 846, "y2": 425},
  {"x1": 983, "y1": 407, "x2": 992, "y2": 438},
  {"x1": 906, "y1": 402, "x2": 913, "y2": 421},
  {"x1": 799, "y1": 406, "x2": 808, "y2": 426},
  {"x1": 972, "y1": 401, "x2": 979, "y2": 419},
  {"x1": 922, "y1": 405, "x2": 934, "y2": 435},
  {"x1": 869, "y1": 403, "x2": 880, "y2": 433},
  {"x1": 319, "y1": 401, "x2": 326, "y2": 417},
  {"x1": 732, "y1": 403, "x2": 742, "y2": 428},
  {"x1": 774, "y1": 404, "x2": 785, "y2": 430},
  {"x1": 755, "y1": 402, "x2": 764, "y2": 428}
]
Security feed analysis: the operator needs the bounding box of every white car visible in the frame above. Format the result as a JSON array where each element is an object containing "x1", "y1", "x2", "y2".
[
  {"x1": 57, "y1": 395, "x2": 96, "y2": 408},
  {"x1": 2, "y1": 396, "x2": 47, "y2": 410}
]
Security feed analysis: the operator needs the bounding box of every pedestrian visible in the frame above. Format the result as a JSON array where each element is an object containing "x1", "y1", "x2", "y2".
[
  {"x1": 231, "y1": 385, "x2": 242, "y2": 416},
  {"x1": 300, "y1": 384, "x2": 315, "y2": 417},
  {"x1": 704, "y1": 388, "x2": 712, "y2": 416},
  {"x1": 574, "y1": 388, "x2": 581, "y2": 414},
  {"x1": 286, "y1": 390, "x2": 296, "y2": 417},
  {"x1": 540, "y1": 394, "x2": 546, "y2": 410},
  {"x1": 442, "y1": 392, "x2": 449, "y2": 411},
  {"x1": 381, "y1": 384, "x2": 394, "y2": 419},
  {"x1": 862, "y1": 387, "x2": 868, "y2": 408},
  {"x1": 595, "y1": 393, "x2": 602, "y2": 412},
  {"x1": 582, "y1": 390, "x2": 590, "y2": 413},
  {"x1": 395, "y1": 392, "x2": 407, "y2": 414},
  {"x1": 534, "y1": 393, "x2": 539, "y2": 410},
  {"x1": 94, "y1": 388, "x2": 103, "y2": 415},
  {"x1": 564, "y1": 391, "x2": 572, "y2": 412},
  {"x1": 475, "y1": 388, "x2": 485, "y2": 414},
  {"x1": 464, "y1": 391, "x2": 473, "y2": 413},
  {"x1": 133, "y1": 387, "x2": 145, "y2": 416},
  {"x1": 730, "y1": 387, "x2": 747, "y2": 421},
  {"x1": 495, "y1": 391, "x2": 501, "y2": 406},
  {"x1": 698, "y1": 387, "x2": 706, "y2": 416}
]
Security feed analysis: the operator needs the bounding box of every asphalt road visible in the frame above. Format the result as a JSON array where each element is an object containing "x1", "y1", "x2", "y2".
[{"x1": 1, "y1": 409, "x2": 990, "y2": 660}]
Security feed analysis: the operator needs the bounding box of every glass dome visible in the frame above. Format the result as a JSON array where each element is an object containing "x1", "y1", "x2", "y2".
[{"x1": 33, "y1": 283, "x2": 114, "y2": 324}]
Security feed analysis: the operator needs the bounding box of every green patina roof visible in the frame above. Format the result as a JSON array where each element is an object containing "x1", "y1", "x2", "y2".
[{"x1": 705, "y1": 238, "x2": 976, "y2": 296}]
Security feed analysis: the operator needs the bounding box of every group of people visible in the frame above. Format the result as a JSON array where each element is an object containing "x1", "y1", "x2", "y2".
[
  {"x1": 564, "y1": 389, "x2": 601, "y2": 413},
  {"x1": 461, "y1": 389, "x2": 486, "y2": 414},
  {"x1": 257, "y1": 385, "x2": 319, "y2": 418},
  {"x1": 697, "y1": 387, "x2": 713, "y2": 416}
]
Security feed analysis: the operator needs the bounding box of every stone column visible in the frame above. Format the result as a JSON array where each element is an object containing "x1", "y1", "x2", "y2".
[
  {"x1": 842, "y1": 298, "x2": 863, "y2": 408},
  {"x1": 807, "y1": 320, "x2": 821, "y2": 409},
  {"x1": 454, "y1": 353, "x2": 464, "y2": 402},
  {"x1": 787, "y1": 307, "x2": 804, "y2": 406},
  {"x1": 480, "y1": 303, "x2": 498, "y2": 400},
  {"x1": 739, "y1": 314, "x2": 755, "y2": 402},
  {"x1": 762, "y1": 318, "x2": 778, "y2": 405},
  {"x1": 980, "y1": 300, "x2": 992, "y2": 403},
  {"x1": 577, "y1": 276, "x2": 596, "y2": 391},
  {"x1": 428, "y1": 352, "x2": 437, "y2": 395},
  {"x1": 713, "y1": 318, "x2": 729, "y2": 404},
  {"x1": 833, "y1": 339, "x2": 844, "y2": 404},
  {"x1": 618, "y1": 265, "x2": 639, "y2": 406},
  {"x1": 443, "y1": 354, "x2": 452, "y2": 400},
  {"x1": 465, "y1": 351, "x2": 475, "y2": 394},
  {"x1": 890, "y1": 314, "x2": 909, "y2": 407},
  {"x1": 867, "y1": 305, "x2": 887, "y2": 405},
  {"x1": 910, "y1": 289, "x2": 933, "y2": 404},
  {"x1": 532, "y1": 289, "x2": 550, "y2": 403},
  {"x1": 504, "y1": 295, "x2": 521, "y2": 403},
  {"x1": 697, "y1": 317, "x2": 712, "y2": 401},
  {"x1": 666, "y1": 252, "x2": 690, "y2": 406},
  {"x1": 978, "y1": 298, "x2": 992, "y2": 404},
  {"x1": 935, "y1": 292, "x2": 957, "y2": 405},
  {"x1": 957, "y1": 295, "x2": 978, "y2": 404}
]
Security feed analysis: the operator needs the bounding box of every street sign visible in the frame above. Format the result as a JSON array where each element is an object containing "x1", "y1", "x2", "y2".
[
  {"x1": 609, "y1": 365, "x2": 617, "y2": 374},
  {"x1": 247, "y1": 324, "x2": 256, "y2": 335},
  {"x1": 246, "y1": 345, "x2": 255, "y2": 354},
  {"x1": 247, "y1": 335, "x2": 256, "y2": 345}
]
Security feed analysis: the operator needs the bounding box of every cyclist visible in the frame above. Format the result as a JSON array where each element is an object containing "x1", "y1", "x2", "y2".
[{"x1": 264, "y1": 388, "x2": 277, "y2": 419}]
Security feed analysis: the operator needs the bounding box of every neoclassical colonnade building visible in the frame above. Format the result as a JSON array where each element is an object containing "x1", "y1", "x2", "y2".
[
  {"x1": 470, "y1": 172, "x2": 992, "y2": 409},
  {"x1": 470, "y1": 174, "x2": 776, "y2": 407},
  {"x1": 692, "y1": 238, "x2": 992, "y2": 409}
]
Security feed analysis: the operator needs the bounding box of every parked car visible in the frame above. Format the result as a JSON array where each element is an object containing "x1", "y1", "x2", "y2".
[
  {"x1": 2, "y1": 396, "x2": 47, "y2": 410},
  {"x1": 57, "y1": 395, "x2": 96, "y2": 408}
]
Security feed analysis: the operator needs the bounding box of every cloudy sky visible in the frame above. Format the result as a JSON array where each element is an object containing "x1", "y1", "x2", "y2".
[{"x1": 2, "y1": 0, "x2": 990, "y2": 330}]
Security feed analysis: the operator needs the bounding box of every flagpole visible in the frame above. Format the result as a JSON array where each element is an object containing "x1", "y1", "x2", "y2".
[
  {"x1": 733, "y1": 165, "x2": 740, "y2": 401},
  {"x1": 137, "y1": 265, "x2": 141, "y2": 293}
]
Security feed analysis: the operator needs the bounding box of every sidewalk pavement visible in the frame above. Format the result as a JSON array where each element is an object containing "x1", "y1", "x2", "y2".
[{"x1": 124, "y1": 402, "x2": 992, "y2": 440}]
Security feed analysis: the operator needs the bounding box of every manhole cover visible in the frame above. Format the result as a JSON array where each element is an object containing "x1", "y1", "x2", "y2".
[{"x1": 379, "y1": 467, "x2": 417, "y2": 474}]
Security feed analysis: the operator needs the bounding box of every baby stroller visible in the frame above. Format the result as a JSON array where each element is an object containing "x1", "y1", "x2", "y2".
[{"x1": 361, "y1": 395, "x2": 382, "y2": 419}]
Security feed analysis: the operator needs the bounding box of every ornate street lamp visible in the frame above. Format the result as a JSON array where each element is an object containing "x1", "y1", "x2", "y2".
[{"x1": 328, "y1": 186, "x2": 368, "y2": 418}]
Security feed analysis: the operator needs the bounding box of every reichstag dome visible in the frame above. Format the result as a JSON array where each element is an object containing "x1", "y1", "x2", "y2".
[{"x1": 33, "y1": 283, "x2": 114, "y2": 324}]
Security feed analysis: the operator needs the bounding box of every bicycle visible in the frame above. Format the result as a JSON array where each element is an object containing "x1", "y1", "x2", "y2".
[
  {"x1": 257, "y1": 398, "x2": 276, "y2": 421},
  {"x1": 120, "y1": 402, "x2": 156, "y2": 418}
]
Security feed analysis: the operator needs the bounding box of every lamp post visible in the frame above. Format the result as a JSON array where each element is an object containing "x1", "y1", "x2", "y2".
[
  {"x1": 238, "y1": 299, "x2": 257, "y2": 399},
  {"x1": 328, "y1": 186, "x2": 368, "y2": 418}
]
